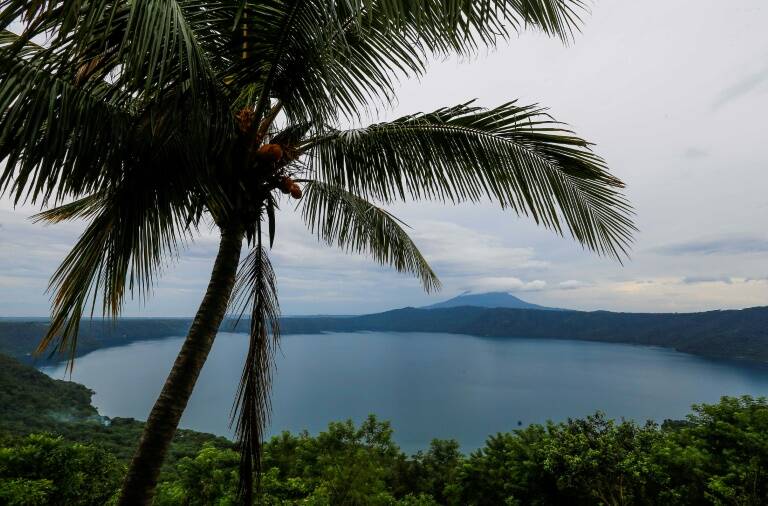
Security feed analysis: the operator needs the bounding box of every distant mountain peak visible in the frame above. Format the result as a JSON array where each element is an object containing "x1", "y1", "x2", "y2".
[{"x1": 423, "y1": 291, "x2": 561, "y2": 311}]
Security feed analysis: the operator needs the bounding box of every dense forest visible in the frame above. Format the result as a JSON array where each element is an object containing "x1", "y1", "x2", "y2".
[
  {"x1": 2, "y1": 352, "x2": 768, "y2": 505},
  {"x1": 3, "y1": 305, "x2": 767, "y2": 366}
]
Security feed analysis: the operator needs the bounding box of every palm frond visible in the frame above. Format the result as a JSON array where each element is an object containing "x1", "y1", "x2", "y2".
[
  {"x1": 118, "y1": 0, "x2": 222, "y2": 95},
  {"x1": 230, "y1": 232, "x2": 281, "y2": 503},
  {"x1": 0, "y1": 55, "x2": 132, "y2": 204},
  {"x1": 267, "y1": 1, "x2": 426, "y2": 123},
  {"x1": 343, "y1": 0, "x2": 586, "y2": 50},
  {"x1": 305, "y1": 101, "x2": 635, "y2": 259},
  {"x1": 0, "y1": 16, "x2": 232, "y2": 205},
  {"x1": 1, "y1": 0, "x2": 225, "y2": 94},
  {"x1": 31, "y1": 179, "x2": 195, "y2": 366},
  {"x1": 301, "y1": 181, "x2": 441, "y2": 292},
  {"x1": 229, "y1": 0, "x2": 587, "y2": 124},
  {"x1": 228, "y1": 0, "x2": 335, "y2": 121}
]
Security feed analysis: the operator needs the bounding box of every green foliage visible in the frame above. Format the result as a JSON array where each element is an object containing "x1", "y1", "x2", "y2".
[
  {"x1": 658, "y1": 396, "x2": 768, "y2": 505},
  {"x1": 148, "y1": 397, "x2": 768, "y2": 505},
  {"x1": 0, "y1": 353, "x2": 98, "y2": 436},
  {"x1": 0, "y1": 434, "x2": 122, "y2": 505},
  {"x1": 0, "y1": 478, "x2": 53, "y2": 506},
  {"x1": 154, "y1": 444, "x2": 240, "y2": 506},
  {"x1": 453, "y1": 414, "x2": 667, "y2": 505},
  {"x1": 0, "y1": 353, "x2": 232, "y2": 479},
  {"x1": 2, "y1": 397, "x2": 768, "y2": 505},
  {"x1": 396, "y1": 439, "x2": 463, "y2": 503},
  {"x1": 263, "y1": 415, "x2": 402, "y2": 505}
]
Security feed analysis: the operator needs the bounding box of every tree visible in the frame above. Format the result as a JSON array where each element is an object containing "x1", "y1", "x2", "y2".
[
  {"x1": 453, "y1": 416, "x2": 668, "y2": 506},
  {"x1": 155, "y1": 444, "x2": 241, "y2": 506},
  {"x1": 0, "y1": 0, "x2": 635, "y2": 503},
  {"x1": 0, "y1": 434, "x2": 123, "y2": 506},
  {"x1": 658, "y1": 396, "x2": 768, "y2": 505}
]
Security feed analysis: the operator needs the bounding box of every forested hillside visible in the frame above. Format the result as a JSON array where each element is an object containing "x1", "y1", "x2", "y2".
[
  {"x1": 281, "y1": 305, "x2": 768, "y2": 361},
  {"x1": 0, "y1": 318, "x2": 192, "y2": 363},
  {"x1": 2, "y1": 305, "x2": 767, "y2": 365},
  {"x1": 0, "y1": 353, "x2": 230, "y2": 472}
]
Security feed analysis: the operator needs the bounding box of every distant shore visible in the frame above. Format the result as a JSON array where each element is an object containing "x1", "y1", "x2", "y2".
[{"x1": 1, "y1": 305, "x2": 767, "y2": 365}]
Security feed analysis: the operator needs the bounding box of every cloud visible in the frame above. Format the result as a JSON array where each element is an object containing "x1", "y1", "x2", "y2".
[
  {"x1": 560, "y1": 277, "x2": 768, "y2": 309},
  {"x1": 411, "y1": 221, "x2": 548, "y2": 275},
  {"x1": 683, "y1": 147, "x2": 708, "y2": 159},
  {"x1": 713, "y1": 65, "x2": 768, "y2": 109},
  {"x1": 465, "y1": 277, "x2": 546, "y2": 292},
  {"x1": 558, "y1": 280, "x2": 592, "y2": 290},
  {"x1": 681, "y1": 275, "x2": 733, "y2": 285},
  {"x1": 654, "y1": 236, "x2": 768, "y2": 256}
]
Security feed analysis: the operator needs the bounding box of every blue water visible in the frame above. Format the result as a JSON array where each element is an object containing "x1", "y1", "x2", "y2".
[{"x1": 42, "y1": 332, "x2": 768, "y2": 452}]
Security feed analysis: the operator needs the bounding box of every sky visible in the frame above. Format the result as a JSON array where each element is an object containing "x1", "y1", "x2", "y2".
[{"x1": 1, "y1": 0, "x2": 767, "y2": 317}]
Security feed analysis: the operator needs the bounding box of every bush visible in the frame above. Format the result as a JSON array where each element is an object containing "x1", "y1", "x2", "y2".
[{"x1": 0, "y1": 434, "x2": 123, "y2": 505}]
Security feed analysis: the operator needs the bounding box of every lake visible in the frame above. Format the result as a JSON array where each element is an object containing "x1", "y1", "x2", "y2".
[{"x1": 42, "y1": 332, "x2": 768, "y2": 453}]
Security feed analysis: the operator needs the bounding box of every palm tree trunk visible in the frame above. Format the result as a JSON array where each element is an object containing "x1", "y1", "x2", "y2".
[{"x1": 118, "y1": 224, "x2": 244, "y2": 506}]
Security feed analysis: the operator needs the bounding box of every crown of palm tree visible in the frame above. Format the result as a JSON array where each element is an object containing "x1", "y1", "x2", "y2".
[{"x1": 0, "y1": 0, "x2": 634, "y2": 502}]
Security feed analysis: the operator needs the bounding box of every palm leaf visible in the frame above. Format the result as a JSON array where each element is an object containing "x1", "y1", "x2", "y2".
[
  {"x1": 229, "y1": 0, "x2": 588, "y2": 124},
  {"x1": 0, "y1": 15, "x2": 233, "y2": 205},
  {"x1": 0, "y1": 72, "x2": 131, "y2": 204},
  {"x1": 31, "y1": 177, "x2": 195, "y2": 366},
  {"x1": 230, "y1": 230, "x2": 280, "y2": 503},
  {"x1": 301, "y1": 181, "x2": 441, "y2": 292},
  {"x1": 304, "y1": 101, "x2": 635, "y2": 259}
]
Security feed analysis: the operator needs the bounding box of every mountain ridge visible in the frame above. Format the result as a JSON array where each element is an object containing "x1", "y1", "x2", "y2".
[
  {"x1": 423, "y1": 291, "x2": 563, "y2": 311},
  {"x1": 1, "y1": 305, "x2": 767, "y2": 365},
  {"x1": 278, "y1": 305, "x2": 768, "y2": 362}
]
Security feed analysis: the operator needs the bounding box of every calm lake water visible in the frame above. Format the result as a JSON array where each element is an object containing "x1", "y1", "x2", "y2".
[{"x1": 42, "y1": 332, "x2": 768, "y2": 452}]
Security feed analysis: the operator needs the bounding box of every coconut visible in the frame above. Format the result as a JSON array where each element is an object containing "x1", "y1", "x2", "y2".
[
  {"x1": 289, "y1": 184, "x2": 302, "y2": 199},
  {"x1": 279, "y1": 176, "x2": 294, "y2": 194},
  {"x1": 257, "y1": 143, "x2": 283, "y2": 162}
]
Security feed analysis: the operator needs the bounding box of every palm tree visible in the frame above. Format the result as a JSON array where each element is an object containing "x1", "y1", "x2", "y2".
[{"x1": 0, "y1": 0, "x2": 634, "y2": 503}]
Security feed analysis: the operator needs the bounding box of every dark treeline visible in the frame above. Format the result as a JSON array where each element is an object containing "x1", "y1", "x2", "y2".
[
  {"x1": 280, "y1": 305, "x2": 768, "y2": 362},
  {"x1": 0, "y1": 319, "x2": 193, "y2": 364},
  {"x1": 2, "y1": 305, "x2": 767, "y2": 366},
  {"x1": 1, "y1": 348, "x2": 767, "y2": 505}
]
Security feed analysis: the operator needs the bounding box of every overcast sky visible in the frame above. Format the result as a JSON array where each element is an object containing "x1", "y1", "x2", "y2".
[{"x1": 1, "y1": 0, "x2": 767, "y2": 317}]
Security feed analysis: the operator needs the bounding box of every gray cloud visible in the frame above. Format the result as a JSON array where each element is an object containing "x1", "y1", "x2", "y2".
[
  {"x1": 683, "y1": 147, "x2": 708, "y2": 159},
  {"x1": 713, "y1": 65, "x2": 768, "y2": 110},
  {"x1": 654, "y1": 237, "x2": 768, "y2": 256},
  {"x1": 681, "y1": 275, "x2": 733, "y2": 285},
  {"x1": 558, "y1": 280, "x2": 592, "y2": 290},
  {"x1": 464, "y1": 277, "x2": 546, "y2": 292}
]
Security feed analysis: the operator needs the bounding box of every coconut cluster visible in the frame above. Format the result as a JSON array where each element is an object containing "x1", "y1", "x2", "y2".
[
  {"x1": 257, "y1": 143, "x2": 283, "y2": 162},
  {"x1": 279, "y1": 176, "x2": 302, "y2": 199}
]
